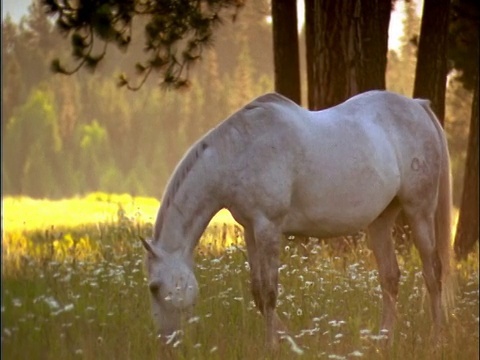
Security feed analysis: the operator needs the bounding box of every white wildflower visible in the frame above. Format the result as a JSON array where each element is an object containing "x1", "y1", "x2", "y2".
[
  {"x1": 348, "y1": 350, "x2": 363, "y2": 357},
  {"x1": 188, "y1": 316, "x2": 200, "y2": 324},
  {"x1": 282, "y1": 334, "x2": 304, "y2": 355},
  {"x1": 44, "y1": 296, "x2": 60, "y2": 310}
]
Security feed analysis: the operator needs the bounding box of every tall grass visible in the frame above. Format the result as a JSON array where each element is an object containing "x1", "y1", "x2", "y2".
[{"x1": 2, "y1": 195, "x2": 478, "y2": 359}]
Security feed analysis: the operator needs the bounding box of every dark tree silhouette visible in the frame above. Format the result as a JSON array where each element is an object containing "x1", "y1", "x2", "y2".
[
  {"x1": 304, "y1": 0, "x2": 392, "y2": 110},
  {"x1": 413, "y1": 0, "x2": 451, "y2": 123},
  {"x1": 454, "y1": 80, "x2": 479, "y2": 259},
  {"x1": 271, "y1": 0, "x2": 301, "y2": 104},
  {"x1": 448, "y1": 0, "x2": 479, "y2": 258},
  {"x1": 42, "y1": 0, "x2": 244, "y2": 89}
]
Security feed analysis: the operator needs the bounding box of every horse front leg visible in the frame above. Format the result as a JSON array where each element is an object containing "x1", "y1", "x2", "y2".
[
  {"x1": 248, "y1": 219, "x2": 284, "y2": 350},
  {"x1": 245, "y1": 224, "x2": 286, "y2": 349}
]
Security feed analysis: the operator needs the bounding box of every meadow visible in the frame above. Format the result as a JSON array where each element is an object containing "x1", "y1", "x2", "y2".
[{"x1": 2, "y1": 194, "x2": 478, "y2": 359}]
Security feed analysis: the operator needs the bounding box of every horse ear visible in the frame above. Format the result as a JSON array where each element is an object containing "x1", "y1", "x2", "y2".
[{"x1": 139, "y1": 236, "x2": 161, "y2": 259}]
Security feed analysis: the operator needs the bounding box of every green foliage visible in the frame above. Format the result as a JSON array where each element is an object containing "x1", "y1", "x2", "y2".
[
  {"x1": 2, "y1": 1, "x2": 274, "y2": 199},
  {"x1": 41, "y1": 0, "x2": 246, "y2": 89},
  {"x1": 5, "y1": 88, "x2": 62, "y2": 197}
]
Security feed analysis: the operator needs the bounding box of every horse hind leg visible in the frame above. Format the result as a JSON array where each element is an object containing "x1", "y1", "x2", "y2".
[
  {"x1": 367, "y1": 201, "x2": 401, "y2": 344},
  {"x1": 403, "y1": 207, "x2": 444, "y2": 343}
]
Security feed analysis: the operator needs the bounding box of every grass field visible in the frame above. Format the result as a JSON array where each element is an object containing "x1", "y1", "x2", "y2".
[{"x1": 2, "y1": 194, "x2": 478, "y2": 359}]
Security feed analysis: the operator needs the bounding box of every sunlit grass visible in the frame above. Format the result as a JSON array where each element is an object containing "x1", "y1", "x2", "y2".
[
  {"x1": 2, "y1": 192, "x2": 236, "y2": 233},
  {"x1": 1, "y1": 194, "x2": 478, "y2": 359},
  {"x1": 2, "y1": 193, "x2": 240, "y2": 269}
]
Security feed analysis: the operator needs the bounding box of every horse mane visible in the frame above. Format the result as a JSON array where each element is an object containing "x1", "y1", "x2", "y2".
[
  {"x1": 218, "y1": 92, "x2": 299, "y2": 141},
  {"x1": 153, "y1": 92, "x2": 296, "y2": 241},
  {"x1": 153, "y1": 140, "x2": 209, "y2": 240}
]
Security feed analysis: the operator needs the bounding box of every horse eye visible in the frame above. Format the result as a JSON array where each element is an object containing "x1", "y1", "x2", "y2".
[{"x1": 149, "y1": 283, "x2": 160, "y2": 294}]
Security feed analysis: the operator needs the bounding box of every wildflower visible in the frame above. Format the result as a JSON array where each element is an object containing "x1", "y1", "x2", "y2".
[
  {"x1": 281, "y1": 334, "x2": 304, "y2": 355},
  {"x1": 313, "y1": 315, "x2": 327, "y2": 322},
  {"x1": 328, "y1": 354, "x2": 346, "y2": 359},
  {"x1": 369, "y1": 334, "x2": 388, "y2": 341},
  {"x1": 348, "y1": 350, "x2": 363, "y2": 357},
  {"x1": 188, "y1": 316, "x2": 200, "y2": 324},
  {"x1": 44, "y1": 296, "x2": 60, "y2": 310},
  {"x1": 165, "y1": 330, "x2": 182, "y2": 345},
  {"x1": 328, "y1": 320, "x2": 346, "y2": 327}
]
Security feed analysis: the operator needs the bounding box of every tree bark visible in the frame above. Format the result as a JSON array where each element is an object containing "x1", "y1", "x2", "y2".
[
  {"x1": 305, "y1": 0, "x2": 391, "y2": 110},
  {"x1": 305, "y1": 0, "x2": 354, "y2": 110},
  {"x1": 304, "y1": 0, "x2": 317, "y2": 109},
  {"x1": 271, "y1": 0, "x2": 301, "y2": 104},
  {"x1": 413, "y1": 0, "x2": 451, "y2": 123},
  {"x1": 454, "y1": 78, "x2": 479, "y2": 260},
  {"x1": 355, "y1": 0, "x2": 392, "y2": 92}
]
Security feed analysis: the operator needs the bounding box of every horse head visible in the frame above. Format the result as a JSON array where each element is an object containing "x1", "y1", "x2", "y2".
[{"x1": 140, "y1": 237, "x2": 198, "y2": 339}]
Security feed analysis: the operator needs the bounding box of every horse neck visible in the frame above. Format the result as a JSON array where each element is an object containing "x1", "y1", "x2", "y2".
[{"x1": 154, "y1": 161, "x2": 222, "y2": 257}]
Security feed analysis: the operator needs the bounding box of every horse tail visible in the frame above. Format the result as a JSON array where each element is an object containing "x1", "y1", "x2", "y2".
[{"x1": 417, "y1": 100, "x2": 455, "y2": 312}]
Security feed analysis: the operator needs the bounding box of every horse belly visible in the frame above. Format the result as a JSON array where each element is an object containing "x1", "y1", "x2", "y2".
[
  {"x1": 283, "y1": 169, "x2": 399, "y2": 238},
  {"x1": 282, "y1": 205, "x2": 376, "y2": 238}
]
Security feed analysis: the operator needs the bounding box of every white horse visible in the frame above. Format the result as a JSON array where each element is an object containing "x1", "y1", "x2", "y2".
[{"x1": 141, "y1": 90, "x2": 453, "y2": 349}]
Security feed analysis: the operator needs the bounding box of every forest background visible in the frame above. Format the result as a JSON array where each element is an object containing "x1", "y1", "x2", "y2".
[{"x1": 1, "y1": 0, "x2": 473, "y2": 208}]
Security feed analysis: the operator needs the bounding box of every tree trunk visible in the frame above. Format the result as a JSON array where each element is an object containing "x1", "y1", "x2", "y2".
[
  {"x1": 304, "y1": 0, "x2": 317, "y2": 109},
  {"x1": 413, "y1": 0, "x2": 451, "y2": 123},
  {"x1": 397, "y1": 0, "x2": 451, "y2": 249},
  {"x1": 305, "y1": 0, "x2": 391, "y2": 110},
  {"x1": 355, "y1": 0, "x2": 392, "y2": 92},
  {"x1": 305, "y1": 0, "x2": 354, "y2": 110},
  {"x1": 271, "y1": 0, "x2": 301, "y2": 104},
  {"x1": 454, "y1": 78, "x2": 479, "y2": 260}
]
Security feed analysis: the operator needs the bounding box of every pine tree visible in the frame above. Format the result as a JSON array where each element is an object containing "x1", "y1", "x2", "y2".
[
  {"x1": 5, "y1": 89, "x2": 62, "y2": 197},
  {"x1": 413, "y1": 0, "x2": 451, "y2": 123}
]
